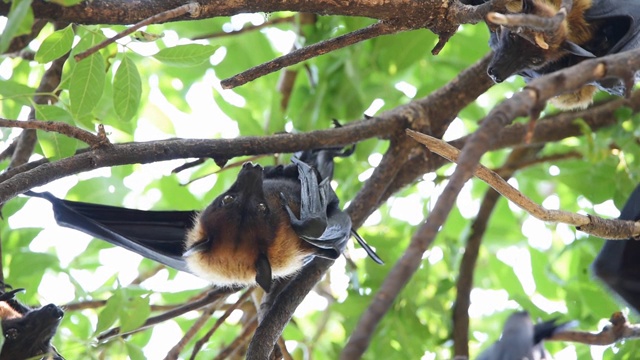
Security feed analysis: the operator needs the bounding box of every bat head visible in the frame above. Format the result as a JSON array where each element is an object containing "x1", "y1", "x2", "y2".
[
  {"x1": 0, "y1": 303, "x2": 64, "y2": 360},
  {"x1": 487, "y1": 0, "x2": 594, "y2": 83},
  {"x1": 184, "y1": 162, "x2": 300, "y2": 292}
]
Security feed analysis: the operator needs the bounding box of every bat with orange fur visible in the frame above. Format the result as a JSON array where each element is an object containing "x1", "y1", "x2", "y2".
[{"x1": 30, "y1": 148, "x2": 382, "y2": 292}]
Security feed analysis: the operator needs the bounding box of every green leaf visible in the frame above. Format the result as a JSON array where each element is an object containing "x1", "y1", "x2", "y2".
[
  {"x1": 0, "y1": 0, "x2": 33, "y2": 54},
  {"x1": 125, "y1": 342, "x2": 146, "y2": 360},
  {"x1": 34, "y1": 105, "x2": 78, "y2": 160},
  {"x1": 119, "y1": 295, "x2": 150, "y2": 333},
  {"x1": 153, "y1": 44, "x2": 219, "y2": 67},
  {"x1": 113, "y1": 56, "x2": 142, "y2": 121},
  {"x1": 69, "y1": 53, "x2": 106, "y2": 119},
  {"x1": 96, "y1": 290, "x2": 124, "y2": 334},
  {"x1": 0, "y1": 79, "x2": 35, "y2": 107},
  {"x1": 35, "y1": 25, "x2": 75, "y2": 63}
]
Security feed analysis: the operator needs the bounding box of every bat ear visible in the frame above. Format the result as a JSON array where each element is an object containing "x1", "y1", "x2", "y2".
[
  {"x1": 255, "y1": 253, "x2": 273, "y2": 292},
  {"x1": 562, "y1": 41, "x2": 596, "y2": 57}
]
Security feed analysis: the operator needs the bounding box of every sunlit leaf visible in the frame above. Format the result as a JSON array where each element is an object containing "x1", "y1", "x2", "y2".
[
  {"x1": 69, "y1": 53, "x2": 106, "y2": 119},
  {"x1": 113, "y1": 56, "x2": 142, "y2": 121},
  {"x1": 153, "y1": 44, "x2": 218, "y2": 67},
  {"x1": 35, "y1": 25, "x2": 74, "y2": 63}
]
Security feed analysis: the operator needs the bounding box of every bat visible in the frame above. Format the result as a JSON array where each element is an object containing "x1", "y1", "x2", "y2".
[
  {"x1": 476, "y1": 311, "x2": 571, "y2": 360},
  {"x1": 29, "y1": 147, "x2": 383, "y2": 292},
  {"x1": 485, "y1": 0, "x2": 640, "y2": 109},
  {"x1": 592, "y1": 184, "x2": 640, "y2": 313},
  {"x1": 0, "y1": 287, "x2": 64, "y2": 360}
]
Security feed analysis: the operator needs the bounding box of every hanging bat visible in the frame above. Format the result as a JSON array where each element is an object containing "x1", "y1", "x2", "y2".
[
  {"x1": 592, "y1": 184, "x2": 640, "y2": 313},
  {"x1": 29, "y1": 148, "x2": 383, "y2": 292},
  {"x1": 485, "y1": 0, "x2": 640, "y2": 109},
  {"x1": 0, "y1": 287, "x2": 64, "y2": 360},
  {"x1": 476, "y1": 311, "x2": 571, "y2": 360}
]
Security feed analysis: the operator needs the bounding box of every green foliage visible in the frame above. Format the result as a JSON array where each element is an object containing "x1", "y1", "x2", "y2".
[
  {"x1": 0, "y1": 9, "x2": 636, "y2": 360},
  {"x1": 35, "y1": 25, "x2": 74, "y2": 64}
]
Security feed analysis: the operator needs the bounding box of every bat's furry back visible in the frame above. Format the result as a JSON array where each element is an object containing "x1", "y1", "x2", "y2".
[{"x1": 487, "y1": 0, "x2": 638, "y2": 109}]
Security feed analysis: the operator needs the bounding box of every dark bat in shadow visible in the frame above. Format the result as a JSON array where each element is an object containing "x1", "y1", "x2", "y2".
[
  {"x1": 592, "y1": 184, "x2": 640, "y2": 313},
  {"x1": 0, "y1": 287, "x2": 64, "y2": 360},
  {"x1": 29, "y1": 148, "x2": 382, "y2": 292}
]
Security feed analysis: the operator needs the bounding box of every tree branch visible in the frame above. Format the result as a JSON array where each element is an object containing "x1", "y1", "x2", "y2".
[
  {"x1": 74, "y1": 3, "x2": 201, "y2": 62},
  {"x1": 452, "y1": 145, "x2": 543, "y2": 357},
  {"x1": 0, "y1": 117, "x2": 400, "y2": 204},
  {"x1": 550, "y1": 312, "x2": 640, "y2": 345},
  {"x1": 220, "y1": 21, "x2": 401, "y2": 89},
  {"x1": 0, "y1": 119, "x2": 111, "y2": 148},
  {"x1": 408, "y1": 130, "x2": 640, "y2": 239},
  {"x1": 97, "y1": 286, "x2": 235, "y2": 342}
]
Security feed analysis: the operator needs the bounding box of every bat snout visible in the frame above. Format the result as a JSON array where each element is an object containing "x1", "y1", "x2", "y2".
[
  {"x1": 487, "y1": 66, "x2": 505, "y2": 83},
  {"x1": 41, "y1": 304, "x2": 64, "y2": 320}
]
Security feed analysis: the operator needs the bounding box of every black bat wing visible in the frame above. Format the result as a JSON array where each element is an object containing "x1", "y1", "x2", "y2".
[
  {"x1": 592, "y1": 184, "x2": 640, "y2": 313},
  {"x1": 27, "y1": 191, "x2": 195, "y2": 274},
  {"x1": 282, "y1": 150, "x2": 384, "y2": 264}
]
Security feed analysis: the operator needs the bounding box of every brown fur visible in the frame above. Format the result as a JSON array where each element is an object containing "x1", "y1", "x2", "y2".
[
  {"x1": 184, "y1": 207, "x2": 314, "y2": 287},
  {"x1": 549, "y1": 84, "x2": 598, "y2": 109},
  {"x1": 0, "y1": 302, "x2": 21, "y2": 320},
  {"x1": 499, "y1": 0, "x2": 598, "y2": 109}
]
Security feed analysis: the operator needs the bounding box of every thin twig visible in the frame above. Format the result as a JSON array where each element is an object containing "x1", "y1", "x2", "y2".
[
  {"x1": 189, "y1": 288, "x2": 254, "y2": 360},
  {"x1": 0, "y1": 118, "x2": 110, "y2": 148},
  {"x1": 193, "y1": 16, "x2": 296, "y2": 40},
  {"x1": 213, "y1": 316, "x2": 259, "y2": 360},
  {"x1": 74, "y1": 3, "x2": 201, "y2": 62},
  {"x1": 97, "y1": 286, "x2": 237, "y2": 342},
  {"x1": 220, "y1": 21, "x2": 400, "y2": 89},
  {"x1": 407, "y1": 130, "x2": 640, "y2": 239}
]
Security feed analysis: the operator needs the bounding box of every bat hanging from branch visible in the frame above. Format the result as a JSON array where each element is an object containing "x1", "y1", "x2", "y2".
[
  {"x1": 484, "y1": 0, "x2": 640, "y2": 109},
  {"x1": 0, "y1": 286, "x2": 64, "y2": 360},
  {"x1": 29, "y1": 147, "x2": 383, "y2": 293},
  {"x1": 592, "y1": 184, "x2": 640, "y2": 313},
  {"x1": 476, "y1": 311, "x2": 572, "y2": 360}
]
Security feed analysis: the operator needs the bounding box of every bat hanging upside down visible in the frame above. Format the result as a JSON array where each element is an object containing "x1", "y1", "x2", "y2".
[
  {"x1": 592, "y1": 183, "x2": 640, "y2": 313},
  {"x1": 0, "y1": 287, "x2": 64, "y2": 360},
  {"x1": 29, "y1": 148, "x2": 383, "y2": 292},
  {"x1": 485, "y1": 0, "x2": 640, "y2": 109}
]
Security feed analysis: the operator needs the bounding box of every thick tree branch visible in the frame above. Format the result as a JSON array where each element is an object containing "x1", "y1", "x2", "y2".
[
  {"x1": 0, "y1": 117, "x2": 400, "y2": 204},
  {"x1": 1, "y1": 0, "x2": 454, "y2": 28}
]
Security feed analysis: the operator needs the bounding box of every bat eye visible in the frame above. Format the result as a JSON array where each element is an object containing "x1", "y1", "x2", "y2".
[
  {"x1": 257, "y1": 203, "x2": 267, "y2": 213},
  {"x1": 5, "y1": 328, "x2": 18, "y2": 340},
  {"x1": 221, "y1": 195, "x2": 235, "y2": 205},
  {"x1": 531, "y1": 57, "x2": 543, "y2": 65}
]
